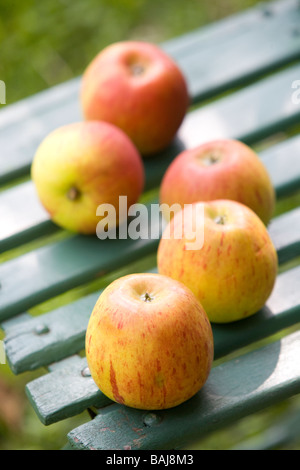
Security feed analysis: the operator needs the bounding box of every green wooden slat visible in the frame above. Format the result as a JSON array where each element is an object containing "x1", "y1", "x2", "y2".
[
  {"x1": 268, "y1": 207, "x2": 300, "y2": 264},
  {"x1": 25, "y1": 355, "x2": 111, "y2": 426},
  {"x1": 1, "y1": 0, "x2": 300, "y2": 185},
  {"x1": 0, "y1": 196, "x2": 300, "y2": 322},
  {"x1": 212, "y1": 265, "x2": 300, "y2": 358},
  {"x1": 162, "y1": 0, "x2": 298, "y2": 59},
  {"x1": 3, "y1": 263, "x2": 300, "y2": 375},
  {"x1": 0, "y1": 1, "x2": 299, "y2": 450},
  {"x1": 0, "y1": 139, "x2": 182, "y2": 253},
  {"x1": 0, "y1": 78, "x2": 82, "y2": 185},
  {"x1": 0, "y1": 181, "x2": 57, "y2": 253},
  {"x1": 2, "y1": 61, "x2": 300, "y2": 253},
  {"x1": 16, "y1": 270, "x2": 300, "y2": 425},
  {"x1": 164, "y1": 0, "x2": 300, "y2": 101},
  {"x1": 66, "y1": 330, "x2": 300, "y2": 450},
  {"x1": 178, "y1": 62, "x2": 300, "y2": 149},
  {"x1": 0, "y1": 200, "x2": 161, "y2": 322},
  {"x1": 3, "y1": 294, "x2": 97, "y2": 374},
  {"x1": 261, "y1": 134, "x2": 300, "y2": 197}
]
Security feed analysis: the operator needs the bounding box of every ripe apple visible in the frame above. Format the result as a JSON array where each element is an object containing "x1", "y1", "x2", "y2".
[
  {"x1": 157, "y1": 199, "x2": 278, "y2": 323},
  {"x1": 159, "y1": 139, "x2": 275, "y2": 225},
  {"x1": 31, "y1": 120, "x2": 144, "y2": 234},
  {"x1": 85, "y1": 272, "x2": 214, "y2": 410},
  {"x1": 80, "y1": 40, "x2": 189, "y2": 156}
]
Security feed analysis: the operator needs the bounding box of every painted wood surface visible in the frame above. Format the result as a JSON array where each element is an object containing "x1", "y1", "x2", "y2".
[
  {"x1": 0, "y1": 0, "x2": 300, "y2": 449},
  {"x1": 0, "y1": 0, "x2": 299, "y2": 185},
  {"x1": 66, "y1": 330, "x2": 300, "y2": 450}
]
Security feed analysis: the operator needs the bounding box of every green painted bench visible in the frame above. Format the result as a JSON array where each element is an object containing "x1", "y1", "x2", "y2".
[{"x1": 1, "y1": 0, "x2": 300, "y2": 450}]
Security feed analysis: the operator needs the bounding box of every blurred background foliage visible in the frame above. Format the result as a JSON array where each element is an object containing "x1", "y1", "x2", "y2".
[
  {"x1": 1, "y1": 0, "x2": 266, "y2": 104},
  {"x1": 2, "y1": 0, "x2": 299, "y2": 451}
]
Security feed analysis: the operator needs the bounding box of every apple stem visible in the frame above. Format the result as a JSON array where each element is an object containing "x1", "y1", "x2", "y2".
[
  {"x1": 67, "y1": 186, "x2": 80, "y2": 201},
  {"x1": 201, "y1": 153, "x2": 219, "y2": 166},
  {"x1": 143, "y1": 292, "x2": 153, "y2": 302},
  {"x1": 208, "y1": 153, "x2": 219, "y2": 163},
  {"x1": 131, "y1": 64, "x2": 144, "y2": 76},
  {"x1": 214, "y1": 215, "x2": 226, "y2": 225}
]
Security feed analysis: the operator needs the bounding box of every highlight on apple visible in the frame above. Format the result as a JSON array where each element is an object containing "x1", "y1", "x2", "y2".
[{"x1": 95, "y1": 196, "x2": 205, "y2": 251}]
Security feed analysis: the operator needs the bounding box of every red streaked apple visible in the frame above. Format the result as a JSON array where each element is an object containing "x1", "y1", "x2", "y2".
[
  {"x1": 85, "y1": 272, "x2": 214, "y2": 410},
  {"x1": 159, "y1": 139, "x2": 275, "y2": 225},
  {"x1": 31, "y1": 120, "x2": 144, "y2": 234},
  {"x1": 157, "y1": 199, "x2": 278, "y2": 324},
  {"x1": 80, "y1": 40, "x2": 189, "y2": 156}
]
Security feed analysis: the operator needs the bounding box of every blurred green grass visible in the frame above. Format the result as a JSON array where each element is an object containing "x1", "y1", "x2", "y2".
[
  {"x1": 1, "y1": 0, "x2": 267, "y2": 104},
  {"x1": 2, "y1": 0, "x2": 299, "y2": 451}
]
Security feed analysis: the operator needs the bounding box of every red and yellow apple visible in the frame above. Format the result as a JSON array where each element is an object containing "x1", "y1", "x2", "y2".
[
  {"x1": 157, "y1": 199, "x2": 278, "y2": 323},
  {"x1": 31, "y1": 120, "x2": 144, "y2": 234},
  {"x1": 80, "y1": 40, "x2": 189, "y2": 156},
  {"x1": 85, "y1": 272, "x2": 214, "y2": 410},
  {"x1": 159, "y1": 139, "x2": 275, "y2": 225}
]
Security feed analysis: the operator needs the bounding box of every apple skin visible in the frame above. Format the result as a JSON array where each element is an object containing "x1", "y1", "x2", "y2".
[
  {"x1": 85, "y1": 272, "x2": 214, "y2": 410},
  {"x1": 159, "y1": 139, "x2": 275, "y2": 225},
  {"x1": 80, "y1": 41, "x2": 189, "y2": 156},
  {"x1": 157, "y1": 200, "x2": 278, "y2": 324},
  {"x1": 31, "y1": 120, "x2": 144, "y2": 234}
]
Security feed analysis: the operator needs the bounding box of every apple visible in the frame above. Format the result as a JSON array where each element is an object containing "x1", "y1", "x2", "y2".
[
  {"x1": 31, "y1": 120, "x2": 144, "y2": 234},
  {"x1": 157, "y1": 199, "x2": 278, "y2": 323},
  {"x1": 80, "y1": 40, "x2": 189, "y2": 156},
  {"x1": 159, "y1": 139, "x2": 275, "y2": 225},
  {"x1": 85, "y1": 272, "x2": 214, "y2": 410}
]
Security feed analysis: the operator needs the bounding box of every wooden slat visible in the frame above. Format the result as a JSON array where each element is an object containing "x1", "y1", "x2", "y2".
[
  {"x1": 3, "y1": 294, "x2": 97, "y2": 374},
  {"x1": 66, "y1": 330, "x2": 300, "y2": 450},
  {"x1": 178, "y1": 62, "x2": 300, "y2": 149},
  {"x1": 268, "y1": 207, "x2": 300, "y2": 264},
  {"x1": 0, "y1": 201, "x2": 161, "y2": 322},
  {"x1": 0, "y1": 181, "x2": 57, "y2": 253},
  {"x1": 261, "y1": 134, "x2": 300, "y2": 197},
  {"x1": 0, "y1": 79, "x2": 81, "y2": 185},
  {"x1": 213, "y1": 265, "x2": 300, "y2": 358},
  {"x1": 1, "y1": 0, "x2": 300, "y2": 451},
  {"x1": 25, "y1": 355, "x2": 111, "y2": 426},
  {"x1": 2, "y1": 62, "x2": 300, "y2": 253},
  {"x1": 0, "y1": 0, "x2": 300, "y2": 185},
  {"x1": 0, "y1": 140, "x2": 181, "y2": 253},
  {"x1": 3, "y1": 263, "x2": 300, "y2": 376},
  {"x1": 162, "y1": 0, "x2": 298, "y2": 59},
  {"x1": 163, "y1": 0, "x2": 300, "y2": 101},
  {"x1": 1, "y1": 195, "x2": 300, "y2": 323}
]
